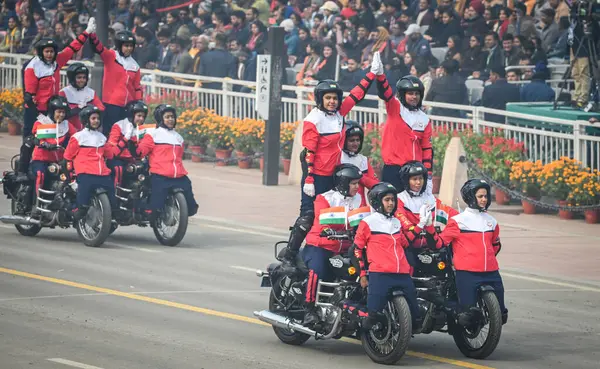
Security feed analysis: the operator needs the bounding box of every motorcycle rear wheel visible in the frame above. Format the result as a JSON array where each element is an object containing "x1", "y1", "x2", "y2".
[
  {"x1": 152, "y1": 192, "x2": 188, "y2": 246},
  {"x1": 268, "y1": 291, "x2": 310, "y2": 345},
  {"x1": 11, "y1": 198, "x2": 41, "y2": 237},
  {"x1": 361, "y1": 296, "x2": 412, "y2": 365},
  {"x1": 452, "y1": 291, "x2": 502, "y2": 359},
  {"x1": 76, "y1": 193, "x2": 112, "y2": 247}
]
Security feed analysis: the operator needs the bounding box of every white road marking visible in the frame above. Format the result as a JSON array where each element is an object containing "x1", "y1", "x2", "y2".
[
  {"x1": 230, "y1": 265, "x2": 260, "y2": 272},
  {"x1": 202, "y1": 223, "x2": 283, "y2": 239},
  {"x1": 503, "y1": 272, "x2": 600, "y2": 293},
  {"x1": 47, "y1": 358, "x2": 105, "y2": 369},
  {"x1": 505, "y1": 289, "x2": 578, "y2": 292},
  {"x1": 104, "y1": 242, "x2": 162, "y2": 253}
]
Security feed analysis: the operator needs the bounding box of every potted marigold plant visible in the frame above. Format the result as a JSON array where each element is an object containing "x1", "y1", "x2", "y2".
[
  {"x1": 0, "y1": 88, "x2": 24, "y2": 135},
  {"x1": 206, "y1": 115, "x2": 234, "y2": 166},
  {"x1": 538, "y1": 157, "x2": 583, "y2": 219},
  {"x1": 280, "y1": 121, "x2": 298, "y2": 175},
  {"x1": 431, "y1": 126, "x2": 454, "y2": 193},
  {"x1": 177, "y1": 108, "x2": 213, "y2": 162},
  {"x1": 566, "y1": 168, "x2": 600, "y2": 224},
  {"x1": 232, "y1": 118, "x2": 263, "y2": 169},
  {"x1": 510, "y1": 160, "x2": 543, "y2": 214}
]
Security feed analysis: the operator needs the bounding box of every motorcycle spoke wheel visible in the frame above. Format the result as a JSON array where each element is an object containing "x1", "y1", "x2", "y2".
[
  {"x1": 76, "y1": 193, "x2": 112, "y2": 247},
  {"x1": 156, "y1": 196, "x2": 180, "y2": 239}
]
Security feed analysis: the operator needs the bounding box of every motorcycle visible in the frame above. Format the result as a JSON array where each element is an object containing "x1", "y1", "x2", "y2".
[
  {"x1": 0, "y1": 152, "x2": 113, "y2": 247},
  {"x1": 254, "y1": 232, "x2": 414, "y2": 365},
  {"x1": 111, "y1": 158, "x2": 189, "y2": 246},
  {"x1": 411, "y1": 246, "x2": 503, "y2": 359}
]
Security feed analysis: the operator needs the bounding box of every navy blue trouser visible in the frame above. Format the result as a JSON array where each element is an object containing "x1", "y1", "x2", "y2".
[
  {"x1": 23, "y1": 106, "x2": 43, "y2": 140},
  {"x1": 107, "y1": 158, "x2": 129, "y2": 187},
  {"x1": 382, "y1": 164, "x2": 404, "y2": 193},
  {"x1": 102, "y1": 103, "x2": 126, "y2": 137},
  {"x1": 299, "y1": 173, "x2": 334, "y2": 216},
  {"x1": 454, "y1": 270, "x2": 507, "y2": 314},
  {"x1": 150, "y1": 174, "x2": 198, "y2": 216},
  {"x1": 301, "y1": 245, "x2": 334, "y2": 304},
  {"x1": 76, "y1": 174, "x2": 115, "y2": 208},
  {"x1": 367, "y1": 272, "x2": 420, "y2": 322},
  {"x1": 30, "y1": 161, "x2": 49, "y2": 195}
]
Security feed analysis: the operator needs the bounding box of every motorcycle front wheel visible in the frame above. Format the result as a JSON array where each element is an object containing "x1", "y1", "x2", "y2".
[
  {"x1": 361, "y1": 296, "x2": 412, "y2": 365},
  {"x1": 11, "y1": 198, "x2": 41, "y2": 237},
  {"x1": 76, "y1": 193, "x2": 112, "y2": 247},
  {"x1": 152, "y1": 192, "x2": 188, "y2": 246}
]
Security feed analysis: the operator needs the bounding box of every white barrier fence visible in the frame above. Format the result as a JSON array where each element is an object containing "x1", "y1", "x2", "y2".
[{"x1": 1, "y1": 52, "x2": 597, "y2": 171}]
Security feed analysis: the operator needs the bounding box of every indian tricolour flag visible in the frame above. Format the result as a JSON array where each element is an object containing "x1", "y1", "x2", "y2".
[
  {"x1": 348, "y1": 206, "x2": 371, "y2": 227},
  {"x1": 435, "y1": 209, "x2": 449, "y2": 228},
  {"x1": 137, "y1": 124, "x2": 155, "y2": 139},
  {"x1": 36, "y1": 123, "x2": 57, "y2": 139},
  {"x1": 319, "y1": 206, "x2": 346, "y2": 225}
]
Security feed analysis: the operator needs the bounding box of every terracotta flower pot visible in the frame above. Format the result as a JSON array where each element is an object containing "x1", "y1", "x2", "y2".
[
  {"x1": 236, "y1": 151, "x2": 253, "y2": 169},
  {"x1": 189, "y1": 145, "x2": 205, "y2": 163},
  {"x1": 214, "y1": 149, "x2": 232, "y2": 166},
  {"x1": 432, "y1": 175, "x2": 441, "y2": 194},
  {"x1": 521, "y1": 199, "x2": 536, "y2": 214},
  {"x1": 557, "y1": 200, "x2": 574, "y2": 220},
  {"x1": 584, "y1": 209, "x2": 599, "y2": 224},
  {"x1": 6, "y1": 118, "x2": 20, "y2": 136},
  {"x1": 260, "y1": 157, "x2": 264, "y2": 171},
  {"x1": 282, "y1": 158, "x2": 291, "y2": 175},
  {"x1": 494, "y1": 187, "x2": 510, "y2": 206}
]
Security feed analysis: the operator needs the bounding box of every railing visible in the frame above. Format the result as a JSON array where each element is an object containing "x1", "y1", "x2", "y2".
[{"x1": 1, "y1": 52, "x2": 597, "y2": 171}]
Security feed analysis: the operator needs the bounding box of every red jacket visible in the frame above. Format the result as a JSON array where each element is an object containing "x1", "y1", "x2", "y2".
[
  {"x1": 63, "y1": 128, "x2": 114, "y2": 176},
  {"x1": 376, "y1": 74, "x2": 434, "y2": 175},
  {"x1": 107, "y1": 118, "x2": 143, "y2": 161},
  {"x1": 136, "y1": 127, "x2": 188, "y2": 178},
  {"x1": 353, "y1": 212, "x2": 410, "y2": 277},
  {"x1": 303, "y1": 72, "x2": 375, "y2": 180},
  {"x1": 340, "y1": 150, "x2": 378, "y2": 200},
  {"x1": 433, "y1": 208, "x2": 502, "y2": 272},
  {"x1": 24, "y1": 32, "x2": 90, "y2": 111},
  {"x1": 396, "y1": 191, "x2": 458, "y2": 248},
  {"x1": 31, "y1": 117, "x2": 77, "y2": 162},
  {"x1": 59, "y1": 85, "x2": 105, "y2": 131},
  {"x1": 305, "y1": 189, "x2": 367, "y2": 254},
  {"x1": 89, "y1": 33, "x2": 143, "y2": 107}
]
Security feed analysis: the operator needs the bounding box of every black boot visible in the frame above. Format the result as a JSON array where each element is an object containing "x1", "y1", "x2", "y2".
[
  {"x1": 457, "y1": 307, "x2": 483, "y2": 327},
  {"x1": 303, "y1": 303, "x2": 319, "y2": 327},
  {"x1": 502, "y1": 310, "x2": 508, "y2": 325},
  {"x1": 361, "y1": 312, "x2": 385, "y2": 332},
  {"x1": 283, "y1": 214, "x2": 314, "y2": 263}
]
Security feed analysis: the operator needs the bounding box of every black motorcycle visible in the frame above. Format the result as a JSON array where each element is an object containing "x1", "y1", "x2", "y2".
[
  {"x1": 0, "y1": 153, "x2": 112, "y2": 247},
  {"x1": 411, "y1": 246, "x2": 503, "y2": 359},
  {"x1": 111, "y1": 159, "x2": 189, "y2": 246},
  {"x1": 254, "y1": 233, "x2": 413, "y2": 365}
]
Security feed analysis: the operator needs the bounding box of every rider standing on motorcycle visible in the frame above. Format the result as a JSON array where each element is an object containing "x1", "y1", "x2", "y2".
[
  {"x1": 63, "y1": 106, "x2": 116, "y2": 220},
  {"x1": 107, "y1": 100, "x2": 149, "y2": 187},
  {"x1": 395, "y1": 161, "x2": 458, "y2": 274},
  {"x1": 372, "y1": 51, "x2": 433, "y2": 193},
  {"x1": 353, "y1": 182, "x2": 420, "y2": 331},
  {"x1": 427, "y1": 179, "x2": 508, "y2": 326},
  {"x1": 131, "y1": 104, "x2": 199, "y2": 223},
  {"x1": 302, "y1": 164, "x2": 368, "y2": 325},
  {"x1": 59, "y1": 62, "x2": 105, "y2": 131},
  {"x1": 340, "y1": 121, "x2": 379, "y2": 200},
  {"x1": 23, "y1": 18, "x2": 96, "y2": 139},
  {"x1": 88, "y1": 30, "x2": 143, "y2": 137}
]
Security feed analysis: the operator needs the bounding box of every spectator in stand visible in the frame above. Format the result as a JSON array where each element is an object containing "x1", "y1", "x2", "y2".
[
  {"x1": 246, "y1": 20, "x2": 266, "y2": 54},
  {"x1": 445, "y1": 35, "x2": 462, "y2": 64},
  {"x1": 415, "y1": 0, "x2": 434, "y2": 27},
  {"x1": 295, "y1": 26, "x2": 311, "y2": 61},
  {"x1": 426, "y1": 59, "x2": 469, "y2": 117},
  {"x1": 483, "y1": 31, "x2": 503, "y2": 77},
  {"x1": 17, "y1": 14, "x2": 36, "y2": 53},
  {"x1": 230, "y1": 10, "x2": 251, "y2": 45},
  {"x1": 338, "y1": 55, "x2": 364, "y2": 91},
  {"x1": 461, "y1": 35, "x2": 487, "y2": 79},
  {"x1": 494, "y1": 7, "x2": 512, "y2": 38},
  {"x1": 198, "y1": 32, "x2": 236, "y2": 90},
  {"x1": 518, "y1": 54, "x2": 534, "y2": 80},
  {"x1": 404, "y1": 24, "x2": 432, "y2": 60},
  {"x1": 513, "y1": 2, "x2": 537, "y2": 39},
  {"x1": 154, "y1": 29, "x2": 174, "y2": 71},
  {"x1": 377, "y1": 0, "x2": 401, "y2": 30},
  {"x1": 520, "y1": 62, "x2": 555, "y2": 102},
  {"x1": 502, "y1": 33, "x2": 520, "y2": 66},
  {"x1": 481, "y1": 66, "x2": 520, "y2": 123},
  {"x1": 547, "y1": 16, "x2": 569, "y2": 62},
  {"x1": 312, "y1": 42, "x2": 337, "y2": 81},
  {"x1": 538, "y1": 8, "x2": 559, "y2": 52},
  {"x1": 548, "y1": 0, "x2": 569, "y2": 23},
  {"x1": 506, "y1": 69, "x2": 521, "y2": 82},
  {"x1": 0, "y1": 16, "x2": 21, "y2": 53},
  {"x1": 170, "y1": 38, "x2": 195, "y2": 75},
  {"x1": 133, "y1": 27, "x2": 157, "y2": 69},
  {"x1": 280, "y1": 19, "x2": 300, "y2": 57},
  {"x1": 462, "y1": 1, "x2": 490, "y2": 47}
]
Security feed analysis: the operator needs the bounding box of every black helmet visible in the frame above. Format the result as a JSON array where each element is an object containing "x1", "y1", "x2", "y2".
[
  {"x1": 333, "y1": 164, "x2": 363, "y2": 197},
  {"x1": 125, "y1": 100, "x2": 149, "y2": 125},
  {"x1": 399, "y1": 161, "x2": 428, "y2": 196},
  {"x1": 368, "y1": 182, "x2": 399, "y2": 217},
  {"x1": 461, "y1": 179, "x2": 491, "y2": 212},
  {"x1": 154, "y1": 104, "x2": 177, "y2": 129},
  {"x1": 115, "y1": 30, "x2": 136, "y2": 56},
  {"x1": 66, "y1": 62, "x2": 89, "y2": 89},
  {"x1": 47, "y1": 95, "x2": 70, "y2": 122},
  {"x1": 395, "y1": 75, "x2": 425, "y2": 111},
  {"x1": 314, "y1": 79, "x2": 343, "y2": 114},
  {"x1": 34, "y1": 38, "x2": 59, "y2": 64},
  {"x1": 344, "y1": 120, "x2": 364, "y2": 155},
  {"x1": 79, "y1": 105, "x2": 102, "y2": 130}
]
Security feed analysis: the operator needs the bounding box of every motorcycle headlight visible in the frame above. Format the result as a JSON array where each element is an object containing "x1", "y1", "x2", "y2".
[
  {"x1": 48, "y1": 163, "x2": 59, "y2": 174},
  {"x1": 437, "y1": 262, "x2": 446, "y2": 270},
  {"x1": 126, "y1": 164, "x2": 135, "y2": 173},
  {"x1": 59, "y1": 173, "x2": 67, "y2": 181},
  {"x1": 137, "y1": 174, "x2": 145, "y2": 181}
]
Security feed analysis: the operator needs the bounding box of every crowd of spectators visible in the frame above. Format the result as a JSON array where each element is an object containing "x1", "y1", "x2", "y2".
[{"x1": 0, "y1": 0, "x2": 593, "y2": 112}]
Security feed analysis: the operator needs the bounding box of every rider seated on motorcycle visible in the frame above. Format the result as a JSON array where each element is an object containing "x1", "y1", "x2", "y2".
[
  {"x1": 300, "y1": 163, "x2": 368, "y2": 326},
  {"x1": 63, "y1": 106, "x2": 116, "y2": 220},
  {"x1": 107, "y1": 100, "x2": 149, "y2": 187},
  {"x1": 352, "y1": 182, "x2": 420, "y2": 332},
  {"x1": 130, "y1": 104, "x2": 199, "y2": 223},
  {"x1": 427, "y1": 179, "x2": 508, "y2": 326},
  {"x1": 395, "y1": 161, "x2": 458, "y2": 274},
  {"x1": 17, "y1": 96, "x2": 78, "y2": 207},
  {"x1": 340, "y1": 121, "x2": 379, "y2": 200}
]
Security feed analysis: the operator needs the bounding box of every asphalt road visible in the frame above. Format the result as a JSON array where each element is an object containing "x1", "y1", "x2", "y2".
[{"x1": 0, "y1": 198, "x2": 599, "y2": 369}]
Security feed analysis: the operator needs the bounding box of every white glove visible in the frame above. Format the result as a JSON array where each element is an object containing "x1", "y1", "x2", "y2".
[
  {"x1": 417, "y1": 204, "x2": 432, "y2": 228},
  {"x1": 86, "y1": 17, "x2": 96, "y2": 34},
  {"x1": 303, "y1": 183, "x2": 315, "y2": 197},
  {"x1": 426, "y1": 208, "x2": 434, "y2": 226},
  {"x1": 370, "y1": 51, "x2": 384, "y2": 76}
]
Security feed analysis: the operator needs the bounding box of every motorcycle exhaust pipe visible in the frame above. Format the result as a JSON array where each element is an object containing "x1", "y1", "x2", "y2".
[
  {"x1": 253, "y1": 310, "x2": 322, "y2": 339},
  {"x1": 0, "y1": 215, "x2": 41, "y2": 226}
]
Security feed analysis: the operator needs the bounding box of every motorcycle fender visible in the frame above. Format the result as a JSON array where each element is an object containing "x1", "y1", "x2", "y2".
[
  {"x1": 94, "y1": 187, "x2": 108, "y2": 195},
  {"x1": 169, "y1": 187, "x2": 185, "y2": 194},
  {"x1": 478, "y1": 285, "x2": 495, "y2": 293},
  {"x1": 390, "y1": 289, "x2": 405, "y2": 297},
  {"x1": 260, "y1": 276, "x2": 272, "y2": 288}
]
